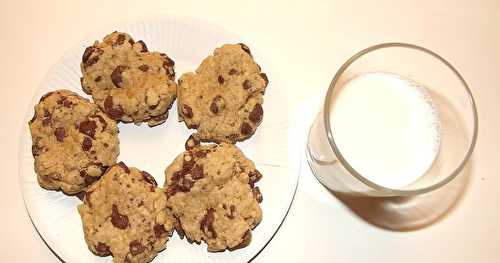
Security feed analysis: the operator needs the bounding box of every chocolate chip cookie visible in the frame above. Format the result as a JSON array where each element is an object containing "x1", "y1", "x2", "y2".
[
  {"x1": 78, "y1": 162, "x2": 175, "y2": 263},
  {"x1": 164, "y1": 140, "x2": 263, "y2": 251},
  {"x1": 80, "y1": 31, "x2": 177, "y2": 127},
  {"x1": 28, "y1": 89, "x2": 119, "y2": 194},
  {"x1": 177, "y1": 43, "x2": 268, "y2": 143}
]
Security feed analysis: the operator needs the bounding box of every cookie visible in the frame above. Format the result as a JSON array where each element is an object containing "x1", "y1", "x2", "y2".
[
  {"x1": 28, "y1": 89, "x2": 119, "y2": 194},
  {"x1": 78, "y1": 162, "x2": 175, "y2": 263},
  {"x1": 177, "y1": 43, "x2": 268, "y2": 143},
  {"x1": 80, "y1": 31, "x2": 177, "y2": 127},
  {"x1": 164, "y1": 140, "x2": 263, "y2": 251}
]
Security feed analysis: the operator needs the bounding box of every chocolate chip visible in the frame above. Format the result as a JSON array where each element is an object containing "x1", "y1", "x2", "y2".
[
  {"x1": 95, "y1": 76, "x2": 102, "y2": 82},
  {"x1": 78, "y1": 120, "x2": 97, "y2": 138},
  {"x1": 92, "y1": 114, "x2": 108, "y2": 130},
  {"x1": 209, "y1": 102, "x2": 218, "y2": 114},
  {"x1": 54, "y1": 127, "x2": 66, "y2": 142},
  {"x1": 161, "y1": 54, "x2": 174, "y2": 67},
  {"x1": 104, "y1": 95, "x2": 113, "y2": 109},
  {"x1": 129, "y1": 240, "x2": 145, "y2": 256},
  {"x1": 111, "y1": 65, "x2": 128, "y2": 88},
  {"x1": 79, "y1": 170, "x2": 87, "y2": 177},
  {"x1": 162, "y1": 55, "x2": 175, "y2": 78},
  {"x1": 81, "y1": 137, "x2": 92, "y2": 151},
  {"x1": 218, "y1": 75, "x2": 224, "y2": 84},
  {"x1": 229, "y1": 230, "x2": 251, "y2": 251},
  {"x1": 141, "y1": 171, "x2": 157, "y2": 186},
  {"x1": 194, "y1": 150, "x2": 208, "y2": 159},
  {"x1": 95, "y1": 242, "x2": 111, "y2": 256},
  {"x1": 42, "y1": 110, "x2": 52, "y2": 126},
  {"x1": 115, "y1": 34, "x2": 126, "y2": 46},
  {"x1": 57, "y1": 97, "x2": 73, "y2": 108},
  {"x1": 243, "y1": 79, "x2": 252, "y2": 89},
  {"x1": 63, "y1": 100, "x2": 73, "y2": 108},
  {"x1": 241, "y1": 122, "x2": 253, "y2": 135},
  {"x1": 138, "y1": 64, "x2": 149, "y2": 72},
  {"x1": 154, "y1": 224, "x2": 167, "y2": 238},
  {"x1": 165, "y1": 68, "x2": 175, "y2": 79},
  {"x1": 128, "y1": 38, "x2": 134, "y2": 45},
  {"x1": 84, "y1": 174, "x2": 99, "y2": 186},
  {"x1": 209, "y1": 95, "x2": 224, "y2": 114},
  {"x1": 56, "y1": 96, "x2": 65, "y2": 104},
  {"x1": 106, "y1": 105, "x2": 124, "y2": 120},
  {"x1": 167, "y1": 178, "x2": 192, "y2": 196},
  {"x1": 82, "y1": 46, "x2": 95, "y2": 63},
  {"x1": 185, "y1": 134, "x2": 200, "y2": 150},
  {"x1": 238, "y1": 43, "x2": 251, "y2": 55},
  {"x1": 249, "y1": 104, "x2": 263, "y2": 123},
  {"x1": 252, "y1": 187, "x2": 263, "y2": 203},
  {"x1": 260, "y1": 73, "x2": 269, "y2": 86},
  {"x1": 75, "y1": 191, "x2": 86, "y2": 201},
  {"x1": 136, "y1": 40, "x2": 148, "y2": 52},
  {"x1": 178, "y1": 178, "x2": 194, "y2": 192},
  {"x1": 191, "y1": 165, "x2": 204, "y2": 180},
  {"x1": 166, "y1": 186, "x2": 180, "y2": 198},
  {"x1": 182, "y1": 104, "x2": 193, "y2": 119},
  {"x1": 111, "y1": 204, "x2": 129, "y2": 229},
  {"x1": 117, "y1": 162, "x2": 130, "y2": 173},
  {"x1": 84, "y1": 56, "x2": 99, "y2": 68},
  {"x1": 229, "y1": 68, "x2": 237, "y2": 75},
  {"x1": 248, "y1": 170, "x2": 263, "y2": 188},
  {"x1": 31, "y1": 144, "x2": 43, "y2": 157},
  {"x1": 104, "y1": 96, "x2": 124, "y2": 120},
  {"x1": 200, "y1": 208, "x2": 217, "y2": 238},
  {"x1": 171, "y1": 171, "x2": 184, "y2": 182},
  {"x1": 228, "y1": 205, "x2": 236, "y2": 219}
]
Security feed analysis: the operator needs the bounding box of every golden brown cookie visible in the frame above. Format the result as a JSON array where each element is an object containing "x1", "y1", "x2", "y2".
[
  {"x1": 164, "y1": 140, "x2": 263, "y2": 251},
  {"x1": 177, "y1": 43, "x2": 268, "y2": 143},
  {"x1": 78, "y1": 162, "x2": 175, "y2": 263},
  {"x1": 81, "y1": 31, "x2": 177, "y2": 127},
  {"x1": 28, "y1": 89, "x2": 119, "y2": 194}
]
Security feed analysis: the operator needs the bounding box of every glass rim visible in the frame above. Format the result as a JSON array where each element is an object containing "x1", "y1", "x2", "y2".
[{"x1": 323, "y1": 42, "x2": 479, "y2": 196}]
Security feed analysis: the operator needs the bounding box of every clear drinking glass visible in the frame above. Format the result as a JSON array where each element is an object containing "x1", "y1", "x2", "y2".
[{"x1": 306, "y1": 43, "x2": 478, "y2": 197}]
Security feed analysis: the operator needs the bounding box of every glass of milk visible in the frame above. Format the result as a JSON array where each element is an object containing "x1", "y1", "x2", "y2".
[{"x1": 306, "y1": 43, "x2": 478, "y2": 196}]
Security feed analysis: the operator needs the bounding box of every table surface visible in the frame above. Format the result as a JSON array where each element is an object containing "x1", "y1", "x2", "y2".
[{"x1": 1, "y1": 0, "x2": 499, "y2": 262}]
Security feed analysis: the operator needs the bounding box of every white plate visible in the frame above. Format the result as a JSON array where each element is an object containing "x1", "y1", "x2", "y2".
[{"x1": 19, "y1": 16, "x2": 298, "y2": 263}]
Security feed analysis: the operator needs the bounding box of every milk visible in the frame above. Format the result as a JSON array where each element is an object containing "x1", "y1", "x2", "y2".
[{"x1": 330, "y1": 72, "x2": 441, "y2": 189}]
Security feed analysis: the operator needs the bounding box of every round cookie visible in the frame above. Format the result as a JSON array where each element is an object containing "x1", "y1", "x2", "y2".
[
  {"x1": 78, "y1": 162, "x2": 176, "y2": 263},
  {"x1": 28, "y1": 89, "x2": 119, "y2": 195},
  {"x1": 177, "y1": 43, "x2": 268, "y2": 143},
  {"x1": 164, "y1": 139, "x2": 263, "y2": 251},
  {"x1": 80, "y1": 31, "x2": 177, "y2": 127}
]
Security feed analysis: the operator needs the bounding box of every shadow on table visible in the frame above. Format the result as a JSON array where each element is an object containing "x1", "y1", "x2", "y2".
[{"x1": 329, "y1": 162, "x2": 472, "y2": 232}]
